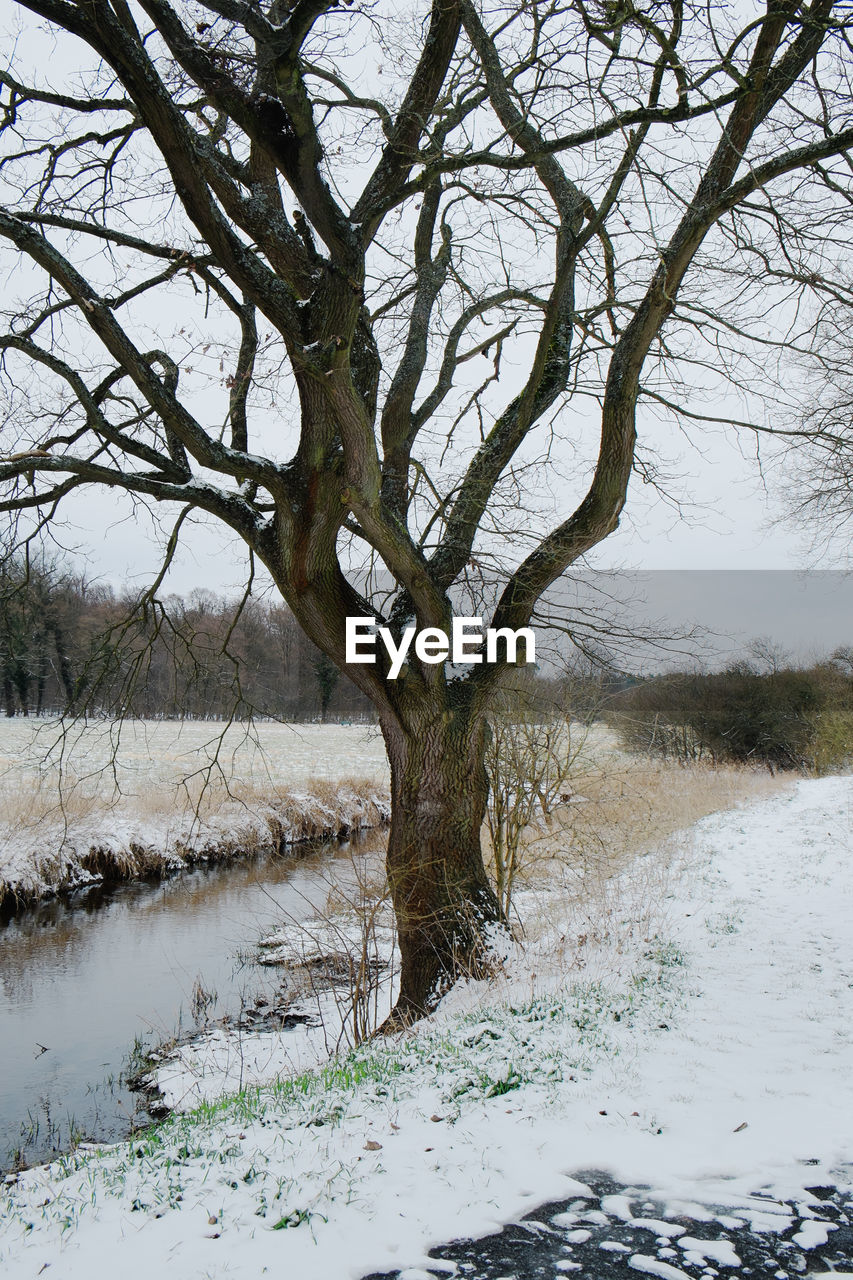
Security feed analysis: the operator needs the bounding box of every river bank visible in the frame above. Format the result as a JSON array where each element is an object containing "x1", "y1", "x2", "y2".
[
  {"x1": 0, "y1": 827, "x2": 388, "y2": 1171},
  {"x1": 4, "y1": 774, "x2": 849, "y2": 1280},
  {"x1": 0, "y1": 720, "x2": 389, "y2": 913}
]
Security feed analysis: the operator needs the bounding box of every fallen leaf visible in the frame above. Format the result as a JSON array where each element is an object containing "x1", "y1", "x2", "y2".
[
  {"x1": 733, "y1": 1121, "x2": 748, "y2": 1133},
  {"x1": 364, "y1": 1140, "x2": 383, "y2": 1151}
]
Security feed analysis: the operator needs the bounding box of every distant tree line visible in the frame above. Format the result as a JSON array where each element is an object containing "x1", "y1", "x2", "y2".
[
  {"x1": 0, "y1": 555, "x2": 373, "y2": 722},
  {"x1": 605, "y1": 653, "x2": 853, "y2": 773},
  {"x1": 1, "y1": 554, "x2": 640, "y2": 725}
]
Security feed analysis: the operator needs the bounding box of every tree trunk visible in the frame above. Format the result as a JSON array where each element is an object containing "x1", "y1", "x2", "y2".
[
  {"x1": 52, "y1": 621, "x2": 76, "y2": 707},
  {"x1": 13, "y1": 668, "x2": 28, "y2": 716},
  {"x1": 381, "y1": 696, "x2": 506, "y2": 1024}
]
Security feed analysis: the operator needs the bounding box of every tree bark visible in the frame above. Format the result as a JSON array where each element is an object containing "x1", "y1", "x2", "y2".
[
  {"x1": 381, "y1": 691, "x2": 505, "y2": 1024},
  {"x1": 13, "y1": 668, "x2": 29, "y2": 716}
]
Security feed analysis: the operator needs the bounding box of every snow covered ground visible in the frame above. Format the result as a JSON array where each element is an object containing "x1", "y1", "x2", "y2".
[{"x1": 1, "y1": 775, "x2": 851, "y2": 1279}]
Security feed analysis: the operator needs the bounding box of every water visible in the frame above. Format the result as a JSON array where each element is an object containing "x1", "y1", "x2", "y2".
[{"x1": 0, "y1": 834, "x2": 384, "y2": 1171}]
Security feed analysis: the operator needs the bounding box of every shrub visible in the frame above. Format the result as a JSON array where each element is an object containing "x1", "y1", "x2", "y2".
[
  {"x1": 607, "y1": 659, "x2": 853, "y2": 773},
  {"x1": 808, "y1": 708, "x2": 853, "y2": 775}
]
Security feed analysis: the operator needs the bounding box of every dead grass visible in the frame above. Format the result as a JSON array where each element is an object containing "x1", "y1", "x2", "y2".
[
  {"x1": 485, "y1": 755, "x2": 786, "y2": 891},
  {"x1": 2, "y1": 714, "x2": 790, "y2": 990},
  {"x1": 554, "y1": 756, "x2": 786, "y2": 873},
  {"x1": 256, "y1": 840, "x2": 395, "y2": 1048},
  {"x1": 240, "y1": 753, "x2": 792, "y2": 1045},
  {"x1": 504, "y1": 758, "x2": 791, "y2": 966},
  {"x1": 0, "y1": 719, "x2": 391, "y2": 912},
  {"x1": 0, "y1": 775, "x2": 390, "y2": 915}
]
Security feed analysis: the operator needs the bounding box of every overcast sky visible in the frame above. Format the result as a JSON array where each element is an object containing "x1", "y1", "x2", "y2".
[{"x1": 4, "y1": 3, "x2": 849, "y2": 639}]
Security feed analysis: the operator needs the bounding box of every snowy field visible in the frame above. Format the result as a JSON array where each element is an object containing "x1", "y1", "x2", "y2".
[
  {"x1": 0, "y1": 719, "x2": 390, "y2": 907},
  {"x1": 1, "y1": 775, "x2": 851, "y2": 1279},
  {"x1": 0, "y1": 717, "x2": 390, "y2": 797}
]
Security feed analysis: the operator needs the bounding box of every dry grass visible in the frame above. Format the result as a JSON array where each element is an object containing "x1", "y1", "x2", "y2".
[
  {"x1": 484, "y1": 753, "x2": 788, "y2": 892},
  {"x1": 500, "y1": 757, "x2": 791, "y2": 971},
  {"x1": 256, "y1": 840, "x2": 395, "y2": 1048},
  {"x1": 262, "y1": 752, "x2": 789, "y2": 1043},
  {"x1": 549, "y1": 756, "x2": 786, "y2": 875},
  {"x1": 2, "y1": 716, "x2": 789, "y2": 975},
  {"x1": 0, "y1": 717, "x2": 391, "y2": 913},
  {"x1": 258, "y1": 759, "x2": 786, "y2": 1045},
  {"x1": 0, "y1": 775, "x2": 392, "y2": 914}
]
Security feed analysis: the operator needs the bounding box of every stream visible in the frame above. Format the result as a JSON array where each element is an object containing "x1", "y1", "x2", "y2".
[{"x1": 0, "y1": 831, "x2": 385, "y2": 1172}]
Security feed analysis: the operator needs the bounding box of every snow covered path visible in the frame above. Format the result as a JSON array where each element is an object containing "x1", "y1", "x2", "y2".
[
  {"x1": 620, "y1": 774, "x2": 853, "y2": 1189},
  {"x1": 1, "y1": 776, "x2": 852, "y2": 1280}
]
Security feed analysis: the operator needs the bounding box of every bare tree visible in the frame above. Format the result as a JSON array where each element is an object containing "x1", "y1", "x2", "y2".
[
  {"x1": 1, "y1": 0, "x2": 853, "y2": 1021},
  {"x1": 0, "y1": 551, "x2": 78, "y2": 715},
  {"x1": 486, "y1": 680, "x2": 592, "y2": 917},
  {"x1": 778, "y1": 316, "x2": 853, "y2": 552}
]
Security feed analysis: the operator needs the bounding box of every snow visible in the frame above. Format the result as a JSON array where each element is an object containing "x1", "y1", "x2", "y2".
[
  {"x1": 1, "y1": 776, "x2": 852, "y2": 1279},
  {"x1": 793, "y1": 1220, "x2": 837, "y2": 1249},
  {"x1": 0, "y1": 720, "x2": 389, "y2": 906},
  {"x1": 604, "y1": 1194, "x2": 639, "y2": 1221},
  {"x1": 631, "y1": 1220, "x2": 688, "y2": 1238},
  {"x1": 677, "y1": 1237, "x2": 741, "y2": 1266},
  {"x1": 630, "y1": 1256, "x2": 696, "y2": 1280}
]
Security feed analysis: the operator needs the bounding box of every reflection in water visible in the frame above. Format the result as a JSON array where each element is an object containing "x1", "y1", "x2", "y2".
[{"x1": 0, "y1": 831, "x2": 385, "y2": 1171}]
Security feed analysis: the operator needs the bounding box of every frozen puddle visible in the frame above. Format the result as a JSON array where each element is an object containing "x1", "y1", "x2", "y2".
[{"x1": 363, "y1": 1171, "x2": 853, "y2": 1280}]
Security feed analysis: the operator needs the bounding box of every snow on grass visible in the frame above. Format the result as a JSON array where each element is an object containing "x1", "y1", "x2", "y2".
[
  {"x1": 1, "y1": 775, "x2": 852, "y2": 1279},
  {"x1": 0, "y1": 720, "x2": 390, "y2": 909},
  {"x1": 0, "y1": 718, "x2": 390, "y2": 796}
]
